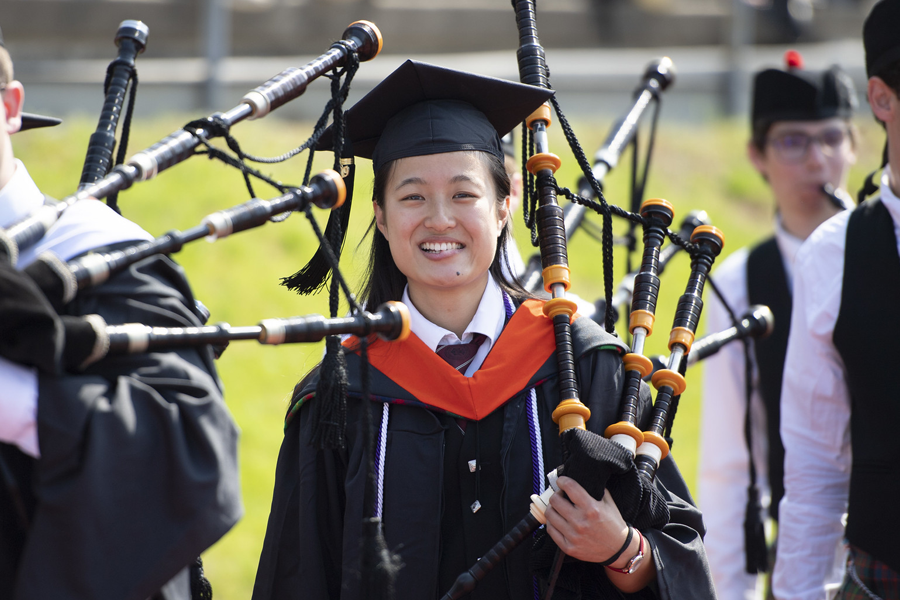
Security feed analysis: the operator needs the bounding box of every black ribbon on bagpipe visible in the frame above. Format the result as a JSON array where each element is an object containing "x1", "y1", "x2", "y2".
[{"x1": 705, "y1": 276, "x2": 769, "y2": 574}]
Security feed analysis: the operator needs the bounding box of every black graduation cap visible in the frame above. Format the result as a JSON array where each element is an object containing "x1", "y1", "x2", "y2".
[
  {"x1": 865, "y1": 0, "x2": 900, "y2": 79},
  {"x1": 289, "y1": 59, "x2": 553, "y2": 296},
  {"x1": 500, "y1": 132, "x2": 516, "y2": 159},
  {"x1": 318, "y1": 59, "x2": 554, "y2": 171},
  {"x1": 751, "y1": 51, "x2": 856, "y2": 127},
  {"x1": 0, "y1": 25, "x2": 62, "y2": 132}
]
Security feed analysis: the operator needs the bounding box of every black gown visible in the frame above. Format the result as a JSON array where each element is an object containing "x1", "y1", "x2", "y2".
[{"x1": 253, "y1": 300, "x2": 715, "y2": 599}]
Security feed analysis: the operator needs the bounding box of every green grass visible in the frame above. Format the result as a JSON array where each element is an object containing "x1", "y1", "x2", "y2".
[{"x1": 12, "y1": 113, "x2": 884, "y2": 599}]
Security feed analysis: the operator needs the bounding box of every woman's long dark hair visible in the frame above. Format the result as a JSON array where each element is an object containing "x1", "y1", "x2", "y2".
[{"x1": 359, "y1": 150, "x2": 530, "y2": 309}]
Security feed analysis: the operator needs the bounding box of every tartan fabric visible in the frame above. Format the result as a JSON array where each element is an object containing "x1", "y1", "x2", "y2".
[{"x1": 836, "y1": 544, "x2": 900, "y2": 600}]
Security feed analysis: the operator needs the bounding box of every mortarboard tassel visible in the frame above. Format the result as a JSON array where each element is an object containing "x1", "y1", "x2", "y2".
[
  {"x1": 292, "y1": 101, "x2": 356, "y2": 449},
  {"x1": 281, "y1": 192, "x2": 354, "y2": 295},
  {"x1": 361, "y1": 517, "x2": 401, "y2": 600},
  {"x1": 282, "y1": 77, "x2": 357, "y2": 296}
]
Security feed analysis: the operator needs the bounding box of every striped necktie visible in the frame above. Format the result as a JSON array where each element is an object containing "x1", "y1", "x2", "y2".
[
  {"x1": 436, "y1": 333, "x2": 487, "y2": 374},
  {"x1": 437, "y1": 333, "x2": 487, "y2": 432}
]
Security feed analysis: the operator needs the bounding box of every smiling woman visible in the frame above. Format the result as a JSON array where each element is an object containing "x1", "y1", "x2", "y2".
[
  {"x1": 251, "y1": 59, "x2": 715, "y2": 600},
  {"x1": 371, "y1": 151, "x2": 510, "y2": 337}
]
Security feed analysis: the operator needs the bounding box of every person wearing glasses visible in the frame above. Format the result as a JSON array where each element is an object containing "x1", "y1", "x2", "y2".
[
  {"x1": 698, "y1": 52, "x2": 857, "y2": 600},
  {"x1": 775, "y1": 1, "x2": 900, "y2": 597}
]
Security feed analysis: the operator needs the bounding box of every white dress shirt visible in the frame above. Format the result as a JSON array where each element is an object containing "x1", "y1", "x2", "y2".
[
  {"x1": 772, "y1": 170, "x2": 900, "y2": 599},
  {"x1": 0, "y1": 160, "x2": 151, "y2": 458},
  {"x1": 402, "y1": 274, "x2": 506, "y2": 377},
  {"x1": 698, "y1": 218, "x2": 803, "y2": 600}
]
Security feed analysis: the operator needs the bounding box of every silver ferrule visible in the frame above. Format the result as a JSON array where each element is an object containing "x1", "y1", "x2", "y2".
[
  {"x1": 667, "y1": 346, "x2": 685, "y2": 371},
  {"x1": 129, "y1": 151, "x2": 159, "y2": 181},
  {"x1": 242, "y1": 91, "x2": 270, "y2": 120},
  {"x1": 631, "y1": 328, "x2": 648, "y2": 356},
  {"x1": 259, "y1": 319, "x2": 285, "y2": 345},
  {"x1": 202, "y1": 211, "x2": 233, "y2": 242},
  {"x1": 77, "y1": 252, "x2": 112, "y2": 286}
]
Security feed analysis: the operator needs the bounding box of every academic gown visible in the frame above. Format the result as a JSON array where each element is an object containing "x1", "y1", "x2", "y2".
[
  {"x1": 253, "y1": 300, "x2": 714, "y2": 600},
  {"x1": 0, "y1": 252, "x2": 243, "y2": 600}
]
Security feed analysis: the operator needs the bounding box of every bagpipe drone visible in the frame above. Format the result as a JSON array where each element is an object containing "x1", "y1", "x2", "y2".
[{"x1": 441, "y1": 2, "x2": 737, "y2": 598}]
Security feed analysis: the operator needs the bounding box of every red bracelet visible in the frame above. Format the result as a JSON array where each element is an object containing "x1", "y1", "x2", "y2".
[{"x1": 605, "y1": 529, "x2": 645, "y2": 575}]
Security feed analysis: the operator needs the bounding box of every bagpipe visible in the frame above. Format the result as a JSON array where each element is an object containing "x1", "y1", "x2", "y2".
[
  {"x1": 0, "y1": 20, "x2": 415, "y2": 592},
  {"x1": 23, "y1": 171, "x2": 346, "y2": 310},
  {"x1": 441, "y1": 1, "x2": 735, "y2": 597},
  {"x1": 102, "y1": 300, "x2": 409, "y2": 356},
  {"x1": 0, "y1": 19, "x2": 382, "y2": 264},
  {"x1": 0, "y1": 19, "x2": 422, "y2": 376},
  {"x1": 518, "y1": 57, "x2": 675, "y2": 295}
]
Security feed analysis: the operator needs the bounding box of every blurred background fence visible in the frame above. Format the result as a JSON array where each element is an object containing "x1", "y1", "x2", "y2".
[{"x1": 3, "y1": 0, "x2": 875, "y2": 121}]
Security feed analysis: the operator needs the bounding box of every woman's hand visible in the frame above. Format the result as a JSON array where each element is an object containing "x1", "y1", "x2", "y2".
[
  {"x1": 544, "y1": 476, "x2": 656, "y2": 592},
  {"x1": 544, "y1": 475, "x2": 629, "y2": 562}
]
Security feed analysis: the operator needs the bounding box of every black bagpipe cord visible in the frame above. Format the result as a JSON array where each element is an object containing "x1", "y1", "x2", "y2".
[
  {"x1": 237, "y1": 44, "x2": 398, "y2": 597},
  {"x1": 521, "y1": 94, "x2": 701, "y2": 335},
  {"x1": 176, "y1": 39, "x2": 362, "y2": 232},
  {"x1": 706, "y1": 276, "x2": 768, "y2": 574},
  {"x1": 177, "y1": 41, "x2": 365, "y2": 448}
]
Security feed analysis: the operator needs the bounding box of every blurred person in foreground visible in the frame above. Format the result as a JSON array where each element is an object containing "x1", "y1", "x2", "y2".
[
  {"x1": 773, "y1": 1, "x2": 900, "y2": 597},
  {"x1": 0, "y1": 26, "x2": 241, "y2": 600},
  {"x1": 698, "y1": 51, "x2": 857, "y2": 600}
]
